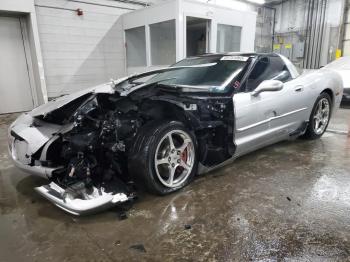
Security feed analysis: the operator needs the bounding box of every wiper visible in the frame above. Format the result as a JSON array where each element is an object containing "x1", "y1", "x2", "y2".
[{"x1": 158, "y1": 83, "x2": 215, "y2": 90}]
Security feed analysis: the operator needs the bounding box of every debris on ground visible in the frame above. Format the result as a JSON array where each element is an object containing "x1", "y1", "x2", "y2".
[
  {"x1": 129, "y1": 244, "x2": 147, "y2": 253},
  {"x1": 184, "y1": 224, "x2": 192, "y2": 230},
  {"x1": 118, "y1": 211, "x2": 128, "y2": 220}
]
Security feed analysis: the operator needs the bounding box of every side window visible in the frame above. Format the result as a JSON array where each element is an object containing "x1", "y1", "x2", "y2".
[
  {"x1": 270, "y1": 56, "x2": 292, "y2": 82},
  {"x1": 245, "y1": 57, "x2": 269, "y2": 92},
  {"x1": 245, "y1": 56, "x2": 292, "y2": 92}
]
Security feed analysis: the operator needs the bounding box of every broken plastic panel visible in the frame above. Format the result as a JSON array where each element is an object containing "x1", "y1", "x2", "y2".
[{"x1": 35, "y1": 182, "x2": 130, "y2": 216}]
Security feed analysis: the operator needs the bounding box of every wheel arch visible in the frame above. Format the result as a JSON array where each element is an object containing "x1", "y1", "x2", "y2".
[
  {"x1": 135, "y1": 98, "x2": 235, "y2": 167},
  {"x1": 321, "y1": 88, "x2": 334, "y2": 105},
  {"x1": 141, "y1": 98, "x2": 202, "y2": 131}
]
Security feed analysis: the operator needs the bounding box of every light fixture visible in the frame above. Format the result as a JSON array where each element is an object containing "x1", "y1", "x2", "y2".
[{"x1": 246, "y1": 0, "x2": 265, "y2": 4}]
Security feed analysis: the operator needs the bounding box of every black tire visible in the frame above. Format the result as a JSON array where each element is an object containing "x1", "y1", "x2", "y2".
[
  {"x1": 128, "y1": 120, "x2": 198, "y2": 195},
  {"x1": 303, "y1": 92, "x2": 332, "y2": 139}
]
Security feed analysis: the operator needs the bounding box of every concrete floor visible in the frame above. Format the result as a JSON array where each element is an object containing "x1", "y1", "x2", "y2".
[{"x1": 0, "y1": 108, "x2": 350, "y2": 262}]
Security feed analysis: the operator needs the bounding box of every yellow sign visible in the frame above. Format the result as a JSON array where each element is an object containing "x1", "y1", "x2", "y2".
[
  {"x1": 273, "y1": 44, "x2": 281, "y2": 50},
  {"x1": 336, "y1": 49, "x2": 342, "y2": 59},
  {"x1": 285, "y1": 43, "x2": 292, "y2": 49}
]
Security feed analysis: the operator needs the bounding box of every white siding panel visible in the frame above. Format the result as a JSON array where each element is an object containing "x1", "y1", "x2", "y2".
[
  {"x1": 35, "y1": 0, "x2": 138, "y2": 98},
  {"x1": 36, "y1": 0, "x2": 136, "y2": 14}
]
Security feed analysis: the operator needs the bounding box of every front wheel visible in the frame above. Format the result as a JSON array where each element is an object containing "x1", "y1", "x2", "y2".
[
  {"x1": 303, "y1": 92, "x2": 332, "y2": 139},
  {"x1": 129, "y1": 120, "x2": 198, "y2": 195}
]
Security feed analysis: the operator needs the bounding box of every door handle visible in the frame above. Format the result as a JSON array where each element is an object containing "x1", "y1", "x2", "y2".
[{"x1": 294, "y1": 86, "x2": 304, "y2": 92}]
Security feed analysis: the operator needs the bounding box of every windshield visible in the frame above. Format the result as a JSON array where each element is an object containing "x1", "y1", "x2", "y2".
[{"x1": 144, "y1": 55, "x2": 250, "y2": 92}]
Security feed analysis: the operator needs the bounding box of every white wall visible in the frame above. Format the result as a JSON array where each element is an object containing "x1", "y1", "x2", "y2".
[
  {"x1": 0, "y1": 0, "x2": 47, "y2": 104},
  {"x1": 123, "y1": 0, "x2": 256, "y2": 74},
  {"x1": 154, "y1": 0, "x2": 273, "y2": 53},
  {"x1": 35, "y1": 0, "x2": 144, "y2": 98},
  {"x1": 0, "y1": 0, "x2": 264, "y2": 100},
  {"x1": 181, "y1": 0, "x2": 256, "y2": 52}
]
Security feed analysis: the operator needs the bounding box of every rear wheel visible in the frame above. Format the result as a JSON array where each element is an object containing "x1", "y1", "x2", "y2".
[
  {"x1": 303, "y1": 92, "x2": 331, "y2": 139},
  {"x1": 129, "y1": 121, "x2": 198, "y2": 195}
]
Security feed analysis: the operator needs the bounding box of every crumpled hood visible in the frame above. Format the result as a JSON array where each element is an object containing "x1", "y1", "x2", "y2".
[
  {"x1": 29, "y1": 83, "x2": 115, "y2": 117},
  {"x1": 9, "y1": 83, "x2": 116, "y2": 156},
  {"x1": 27, "y1": 66, "x2": 185, "y2": 117},
  {"x1": 28, "y1": 64, "x2": 214, "y2": 118}
]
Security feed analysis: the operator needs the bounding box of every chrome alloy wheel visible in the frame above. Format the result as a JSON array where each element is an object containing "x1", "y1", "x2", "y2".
[
  {"x1": 154, "y1": 130, "x2": 195, "y2": 188},
  {"x1": 313, "y1": 98, "x2": 330, "y2": 135}
]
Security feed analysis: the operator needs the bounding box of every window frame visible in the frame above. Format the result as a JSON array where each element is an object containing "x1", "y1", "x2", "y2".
[{"x1": 239, "y1": 55, "x2": 293, "y2": 93}]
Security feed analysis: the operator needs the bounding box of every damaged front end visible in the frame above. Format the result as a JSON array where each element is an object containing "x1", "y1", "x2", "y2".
[
  {"x1": 9, "y1": 85, "x2": 139, "y2": 215},
  {"x1": 9, "y1": 64, "x2": 237, "y2": 215}
]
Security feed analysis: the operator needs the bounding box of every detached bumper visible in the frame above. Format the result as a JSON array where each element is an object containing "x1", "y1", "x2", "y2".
[{"x1": 35, "y1": 182, "x2": 130, "y2": 216}]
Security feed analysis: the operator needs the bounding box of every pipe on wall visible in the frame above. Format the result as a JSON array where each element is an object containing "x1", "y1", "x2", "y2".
[
  {"x1": 310, "y1": 0, "x2": 320, "y2": 68},
  {"x1": 303, "y1": 0, "x2": 313, "y2": 68},
  {"x1": 271, "y1": 7, "x2": 276, "y2": 51},
  {"x1": 316, "y1": 0, "x2": 327, "y2": 67},
  {"x1": 304, "y1": 0, "x2": 328, "y2": 69},
  {"x1": 306, "y1": 0, "x2": 316, "y2": 68}
]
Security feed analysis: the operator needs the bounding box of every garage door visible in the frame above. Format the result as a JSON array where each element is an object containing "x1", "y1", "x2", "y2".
[{"x1": 0, "y1": 16, "x2": 34, "y2": 114}]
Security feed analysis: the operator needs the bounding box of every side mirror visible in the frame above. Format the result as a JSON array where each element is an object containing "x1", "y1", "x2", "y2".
[{"x1": 251, "y1": 80, "x2": 283, "y2": 96}]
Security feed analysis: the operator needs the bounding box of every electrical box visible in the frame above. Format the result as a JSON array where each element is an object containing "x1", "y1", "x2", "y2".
[
  {"x1": 281, "y1": 44, "x2": 292, "y2": 60},
  {"x1": 273, "y1": 44, "x2": 281, "y2": 54},
  {"x1": 293, "y1": 42, "x2": 305, "y2": 59}
]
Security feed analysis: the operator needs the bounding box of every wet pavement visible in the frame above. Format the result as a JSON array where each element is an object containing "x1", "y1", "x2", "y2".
[{"x1": 1, "y1": 108, "x2": 350, "y2": 261}]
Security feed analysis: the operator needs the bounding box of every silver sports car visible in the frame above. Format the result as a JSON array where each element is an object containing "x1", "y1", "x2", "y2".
[{"x1": 8, "y1": 53, "x2": 343, "y2": 215}]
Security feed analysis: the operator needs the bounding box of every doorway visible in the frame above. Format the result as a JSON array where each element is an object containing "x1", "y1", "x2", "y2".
[
  {"x1": 186, "y1": 17, "x2": 210, "y2": 57},
  {"x1": 0, "y1": 16, "x2": 34, "y2": 114}
]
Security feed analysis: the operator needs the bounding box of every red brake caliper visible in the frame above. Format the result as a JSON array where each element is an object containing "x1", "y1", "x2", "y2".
[{"x1": 181, "y1": 147, "x2": 188, "y2": 163}]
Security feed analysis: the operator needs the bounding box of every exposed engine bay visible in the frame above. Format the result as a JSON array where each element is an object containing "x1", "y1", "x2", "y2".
[{"x1": 23, "y1": 84, "x2": 234, "y2": 215}]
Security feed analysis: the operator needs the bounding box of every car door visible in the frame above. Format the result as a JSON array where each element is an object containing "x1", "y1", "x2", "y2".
[
  {"x1": 233, "y1": 55, "x2": 304, "y2": 157},
  {"x1": 267, "y1": 56, "x2": 310, "y2": 135}
]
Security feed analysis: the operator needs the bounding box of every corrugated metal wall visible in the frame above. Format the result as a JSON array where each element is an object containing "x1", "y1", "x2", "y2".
[
  {"x1": 273, "y1": 0, "x2": 344, "y2": 69},
  {"x1": 342, "y1": 0, "x2": 350, "y2": 55},
  {"x1": 255, "y1": 6, "x2": 274, "y2": 53},
  {"x1": 35, "y1": 0, "x2": 145, "y2": 98}
]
